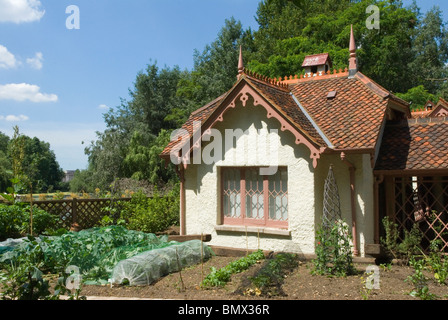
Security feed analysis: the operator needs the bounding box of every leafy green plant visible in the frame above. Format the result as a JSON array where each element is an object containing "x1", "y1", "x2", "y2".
[
  {"x1": 201, "y1": 250, "x2": 265, "y2": 288},
  {"x1": 248, "y1": 253, "x2": 298, "y2": 296},
  {"x1": 0, "y1": 236, "x2": 86, "y2": 300},
  {"x1": 312, "y1": 219, "x2": 356, "y2": 277},
  {"x1": 0, "y1": 203, "x2": 27, "y2": 240},
  {"x1": 425, "y1": 240, "x2": 448, "y2": 285},
  {"x1": 406, "y1": 255, "x2": 438, "y2": 300},
  {"x1": 381, "y1": 217, "x2": 423, "y2": 264},
  {"x1": 120, "y1": 187, "x2": 179, "y2": 234},
  {"x1": 1, "y1": 226, "x2": 176, "y2": 286},
  {"x1": 21, "y1": 206, "x2": 59, "y2": 236},
  {"x1": 0, "y1": 236, "x2": 50, "y2": 300},
  {"x1": 0, "y1": 203, "x2": 58, "y2": 241}
]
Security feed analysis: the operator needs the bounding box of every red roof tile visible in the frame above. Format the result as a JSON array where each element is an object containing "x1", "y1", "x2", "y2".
[
  {"x1": 289, "y1": 72, "x2": 403, "y2": 149},
  {"x1": 245, "y1": 75, "x2": 326, "y2": 146},
  {"x1": 161, "y1": 69, "x2": 411, "y2": 163},
  {"x1": 375, "y1": 117, "x2": 448, "y2": 172}
]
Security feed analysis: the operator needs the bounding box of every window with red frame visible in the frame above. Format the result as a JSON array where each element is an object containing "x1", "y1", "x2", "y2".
[{"x1": 221, "y1": 167, "x2": 288, "y2": 228}]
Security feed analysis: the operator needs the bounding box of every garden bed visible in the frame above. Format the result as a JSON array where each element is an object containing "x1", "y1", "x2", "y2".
[
  {"x1": 77, "y1": 255, "x2": 448, "y2": 300},
  {"x1": 2, "y1": 225, "x2": 448, "y2": 300}
]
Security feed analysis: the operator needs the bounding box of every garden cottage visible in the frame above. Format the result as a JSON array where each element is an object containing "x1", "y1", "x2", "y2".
[{"x1": 161, "y1": 26, "x2": 448, "y2": 257}]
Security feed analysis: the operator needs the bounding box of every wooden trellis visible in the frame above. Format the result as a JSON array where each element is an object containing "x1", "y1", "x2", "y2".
[
  {"x1": 26, "y1": 198, "x2": 131, "y2": 230},
  {"x1": 323, "y1": 165, "x2": 342, "y2": 229},
  {"x1": 392, "y1": 176, "x2": 448, "y2": 253}
]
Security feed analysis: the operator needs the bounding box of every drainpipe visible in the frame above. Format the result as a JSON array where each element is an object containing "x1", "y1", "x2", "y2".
[
  {"x1": 340, "y1": 152, "x2": 359, "y2": 256},
  {"x1": 176, "y1": 165, "x2": 186, "y2": 236}
]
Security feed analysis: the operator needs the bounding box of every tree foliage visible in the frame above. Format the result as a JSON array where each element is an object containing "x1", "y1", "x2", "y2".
[
  {"x1": 0, "y1": 128, "x2": 64, "y2": 194},
  {"x1": 76, "y1": 1, "x2": 448, "y2": 191},
  {"x1": 0, "y1": 132, "x2": 11, "y2": 193}
]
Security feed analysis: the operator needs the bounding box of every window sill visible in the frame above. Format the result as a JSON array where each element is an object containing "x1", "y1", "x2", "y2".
[{"x1": 215, "y1": 225, "x2": 291, "y2": 237}]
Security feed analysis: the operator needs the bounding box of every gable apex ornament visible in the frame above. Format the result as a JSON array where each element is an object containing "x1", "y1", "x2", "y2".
[
  {"x1": 349, "y1": 25, "x2": 358, "y2": 78},
  {"x1": 238, "y1": 45, "x2": 244, "y2": 79}
]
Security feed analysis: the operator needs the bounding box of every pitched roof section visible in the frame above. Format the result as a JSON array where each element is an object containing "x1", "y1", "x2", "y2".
[
  {"x1": 289, "y1": 72, "x2": 403, "y2": 150},
  {"x1": 411, "y1": 98, "x2": 448, "y2": 119},
  {"x1": 244, "y1": 75, "x2": 327, "y2": 146},
  {"x1": 160, "y1": 74, "x2": 328, "y2": 162},
  {"x1": 375, "y1": 118, "x2": 448, "y2": 172},
  {"x1": 161, "y1": 67, "x2": 411, "y2": 162},
  {"x1": 429, "y1": 99, "x2": 448, "y2": 117}
]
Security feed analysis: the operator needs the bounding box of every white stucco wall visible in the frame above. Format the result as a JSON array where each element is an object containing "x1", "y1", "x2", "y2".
[
  {"x1": 314, "y1": 153, "x2": 375, "y2": 257},
  {"x1": 183, "y1": 99, "x2": 375, "y2": 257}
]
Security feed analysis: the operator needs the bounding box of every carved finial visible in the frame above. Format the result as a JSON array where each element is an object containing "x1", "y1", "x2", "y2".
[
  {"x1": 238, "y1": 45, "x2": 244, "y2": 77},
  {"x1": 349, "y1": 25, "x2": 358, "y2": 77}
]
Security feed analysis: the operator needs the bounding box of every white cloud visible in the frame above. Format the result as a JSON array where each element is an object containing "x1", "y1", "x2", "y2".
[
  {"x1": 0, "y1": 114, "x2": 29, "y2": 122},
  {"x1": 98, "y1": 104, "x2": 109, "y2": 109},
  {"x1": 26, "y1": 52, "x2": 43, "y2": 70},
  {"x1": 0, "y1": 83, "x2": 58, "y2": 103},
  {"x1": 0, "y1": 44, "x2": 18, "y2": 69},
  {"x1": 0, "y1": 0, "x2": 45, "y2": 23}
]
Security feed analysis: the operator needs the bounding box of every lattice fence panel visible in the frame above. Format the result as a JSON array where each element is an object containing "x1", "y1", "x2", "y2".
[
  {"x1": 30, "y1": 198, "x2": 131, "y2": 230},
  {"x1": 32, "y1": 200, "x2": 74, "y2": 229},
  {"x1": 393, "y1": 176, "x2": 448, "y2": 253}
]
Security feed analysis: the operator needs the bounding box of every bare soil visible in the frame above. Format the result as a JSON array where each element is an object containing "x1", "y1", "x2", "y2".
[{"x1": 79, "y1": 255, "x2": 448, "y2": 301}]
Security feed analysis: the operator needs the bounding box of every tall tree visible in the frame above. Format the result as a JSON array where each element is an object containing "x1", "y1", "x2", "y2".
[
  {"x1": 85, "y1": 63, "x2": 185, "y2": 189},
  {"x1": 5, "y1": 127, "x2": 63, "y2": 193},
  {"x1": 409, "y1": 6, "x2": 448, "y2": 94},
  {"x1": 21, "y1": 136, "x2": 64, "y2": 192},
  {"x1": 249, "y1": 0, "x2": 419, "y2": 93},
  {"x1": 169, "y1": 17, "x2": 251, "y2": 127},
  {"x1": 0, "y1": 131, "x2": 11, "y2": 192}
]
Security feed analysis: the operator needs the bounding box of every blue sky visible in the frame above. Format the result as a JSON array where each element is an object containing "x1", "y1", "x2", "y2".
[{"x1": 0, "y1": 0, "x2": 447, "y2": 171}]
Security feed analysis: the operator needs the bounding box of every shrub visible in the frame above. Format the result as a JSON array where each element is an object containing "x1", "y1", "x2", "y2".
[
  {"x1": 0, "y1": 204, "x2": 27, "y2": 240},
  {"x1": 21, "y1": 206, "x2": 59, "y2": 237},
  {"x1": 0, "y1": 203, "x2": 58, "y2": 241},
  {"x1": 381, "y1": 217, "x2": 422, "y2": 263},
  {"x1": 120, "y1": 186, "x2": 179, "y2": 234}
]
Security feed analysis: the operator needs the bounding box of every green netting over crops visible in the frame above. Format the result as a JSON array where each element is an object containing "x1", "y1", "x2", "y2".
[{"x1": 0, "y1": 226, "x2": 212, "y2": 286}]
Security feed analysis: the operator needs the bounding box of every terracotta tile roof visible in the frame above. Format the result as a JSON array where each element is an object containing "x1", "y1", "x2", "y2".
[
  {"x1": 161, "y1": 69, "x2": 410, "y2": 160},
  {"x1": 290, "y1": 72, "x2": 397, "y2": 149},
  {"x1": 411, "y1": 110, "x2": 432, "y2": 119},
  {"x1": 375, "y1": 118, "x2": 448, "y2": 172},
  {"x1": 410, "y1": 99, "x2": 448, "y2": 119},
  {"x1": 161, "y1": 74, "x2": 329, "y2": 158},
  {"x1": 245, "y1": 75, "x2": 327, "y2": 146}
]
